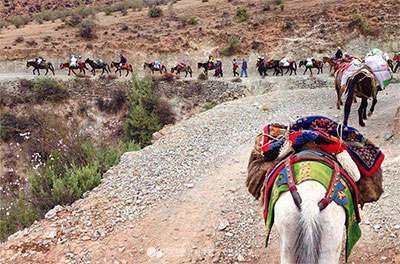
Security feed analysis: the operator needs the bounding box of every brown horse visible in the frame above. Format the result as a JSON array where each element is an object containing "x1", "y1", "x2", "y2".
[
  {"x1": 26, "y1": 61, "x2": 55, "y2": 75},
  {"x1": 343, "y1": 69, "x2": 379, "y2": 127},
  {"x1": 278, "y1": 60, "x2": 297, "y2": 76},
  {"x1": 256, "y1": 60, "x2": 280, "y2": 76},
  {"x1": 171, "y1": 65, "x2": 192, "y2": 77},
  {"x1": 322, "y1": 57, "x2": 339, "y2": 73},
  {"x1": 110, "y1": 61, "x2": 133, "y2": 77},
  {"x1": 60, "y1": 62, "x2": 87, "y2": 75},
  {"x1": 143, "y1": 62, "x2": 167, "y2": 74}
]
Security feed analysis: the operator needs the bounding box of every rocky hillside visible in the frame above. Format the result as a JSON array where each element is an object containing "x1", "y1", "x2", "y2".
[{"x1": 0, "y1": 0, "x2": 399, "y2": 62}]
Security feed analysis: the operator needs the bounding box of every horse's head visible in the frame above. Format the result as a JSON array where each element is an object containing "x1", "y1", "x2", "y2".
[
  {"x1": 143, "y1": 62, "x2": 148, "y2": 70},
  {"x1": 393, "y1": 54, "x2": 400, "y2": 61},
  {"x1": 60, "y1": 64, "x2": 64, "y2": 70},
  {"x1": 26, "y1": 61, "x2": 31, "y2": 69},
  {"x1": 85, "y1": 58, "x2": 90, "y2": 63},
  {"x1": 197, "y1": 62, "x2": 203, "y2": 69},
  {"x1": 299, "y1": 61, "x2": 304, "y2": 67},
  {"x1": 171, "y1": 67, "x2": 175, "y2": 73},
  {"x1": 322, "y1": 57, "x2": 329, "y2": 64}
]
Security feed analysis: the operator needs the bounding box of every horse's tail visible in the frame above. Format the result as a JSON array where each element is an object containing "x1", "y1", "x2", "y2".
[
  {"x1": 294, "y1": 199, "x2": 322, "y2": 264},
  {"x1": 294, "y1": 61, "x2": 297, "y2": 70}
]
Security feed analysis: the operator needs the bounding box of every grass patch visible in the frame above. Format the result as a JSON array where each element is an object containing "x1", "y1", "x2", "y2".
[
  {"x1": 78, "y1": 19, "x2": 97, "y2": 39},
  {"x1": 179, "y1": 16, "x2": 198, "y2": 26},
  {"x1": 23, "y1": 77, "x2": 68, "y2": 104},
  {"x1": 198, "y1": 73, "x2": 208, "y2": 81},
  {"x1": 6, "y1": 16, "x2": 30, "y2": 28},
  {"x1": 203, "y1": 103, "x2": 214, "y2": 110},
  {"x1": 352, "y1": 13, "x2": 371, "y2": 34}
]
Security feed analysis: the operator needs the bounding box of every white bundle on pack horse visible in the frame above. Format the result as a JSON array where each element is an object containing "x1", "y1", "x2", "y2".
[
  {"x1": 247, "y1": 116, "x2": 384, "y2": 264},
  {"x1": 334, "y1": 48, "x2": 393, "y2": 126}
]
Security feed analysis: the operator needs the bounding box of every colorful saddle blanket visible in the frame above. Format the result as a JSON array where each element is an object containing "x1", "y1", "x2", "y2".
[
  {"x1": 260, "y1": 116, "x2": 384, "y2": 177},
  {"x1": 264, "y1": 156, "x2": 361, "y2": 261}
]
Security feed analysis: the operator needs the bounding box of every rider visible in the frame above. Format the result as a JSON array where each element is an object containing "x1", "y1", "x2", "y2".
[
  {"x1": 208, "y1": 55, "x2": 214, "y2": 69},
  {"x1": 70, "y1": 54, "x2": 77, "y2": 67},
  {"x1": 119, "y1": 54, "x2": 127, "y2": 67},
  {"x1": 177, "y1": 61, "x2": 185, "y2": 71},
  {"x1": 335, "y1": 46, "x2": 343, "y2": 59},
  {"x1": 35, "y1": 56, "x2": 44, "y2": 66},
  {"x1": 215, "y1": 58, "x2": 222, "y2": 77}
]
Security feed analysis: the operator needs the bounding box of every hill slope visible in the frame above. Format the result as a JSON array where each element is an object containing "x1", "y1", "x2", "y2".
[{"x1": 0, "y1": 0, "x2": 399, "y2": 62}]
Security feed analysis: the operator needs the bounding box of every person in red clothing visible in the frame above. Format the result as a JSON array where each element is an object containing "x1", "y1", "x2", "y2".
[{"x1": 232, "y1": 58, "x2": 239, "y2": 77}]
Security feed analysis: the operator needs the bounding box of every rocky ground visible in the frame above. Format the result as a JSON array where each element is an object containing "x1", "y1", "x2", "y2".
[{"x1": 0, "y1": 73, "x2": 399, "y2": 263}]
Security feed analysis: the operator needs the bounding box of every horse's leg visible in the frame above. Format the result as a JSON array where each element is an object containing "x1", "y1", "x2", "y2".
[
  {"x1": 303, "y1": 68, "x2": 307, "y2": 75},
  {"x1": 368, "y1": 97, "x2": 378, "y2": 117},
  {"x1": 45, "y1": 69, "x2": 48, "y2": 75},
  {"x1": 358, "y1": 97, "x2": 368, "y2": 126},
  {"x1": 125, "y1": 69, "x2": 129, "y2": 77}
]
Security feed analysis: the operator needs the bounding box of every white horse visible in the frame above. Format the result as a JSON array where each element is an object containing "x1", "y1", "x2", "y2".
[
  {"x1": 274, "y1": 181, "x2": 346, "y2": 264},
  {"x1": 273, "y1": 151, "x2": 360, "y2": 264}
]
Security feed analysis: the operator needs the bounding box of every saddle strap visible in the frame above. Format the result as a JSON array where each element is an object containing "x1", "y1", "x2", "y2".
[
  {"x1": 318, "y1": 161, "x2": 340, "y2": 211},
  {"x1": 285, "y1": 156, "x2": 302, "y2": 210}
]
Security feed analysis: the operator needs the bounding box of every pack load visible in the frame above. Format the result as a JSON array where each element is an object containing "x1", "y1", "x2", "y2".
[{"x1": 306, "y1": 58, "x2": 313, "y2": 67}]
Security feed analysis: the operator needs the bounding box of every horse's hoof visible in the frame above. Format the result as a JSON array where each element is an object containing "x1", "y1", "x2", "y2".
[
  {"x1": 368, "y1": 111, "x2": 373, "y2": 117},
  {"x1": 359, "y1": 121, "x2": 365, "y2": 127}
]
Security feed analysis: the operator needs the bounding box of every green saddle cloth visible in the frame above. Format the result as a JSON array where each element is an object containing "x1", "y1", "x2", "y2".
[{"x1": 265, "y1": 160, "x2": 361, "y2": 261}]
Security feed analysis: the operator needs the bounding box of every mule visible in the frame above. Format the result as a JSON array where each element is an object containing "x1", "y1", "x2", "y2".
[
  {"x1": 256, "y1": 60, "x2": 280, "y2": 76},
  {"x1": 333, "y1": 65, "x2": 357, "y2": 110},
  {"x1": 111, "y1": 61, "x2": 133, "y2": 77},
  {"x1": 344, "y1": 70, "x2": 379, "y2": 127},
  {"x1": 299, "y1": 59, "x2": 323, "y2": 75},
  {"x1": 26, "y1": 61, "x2": 55, "y2": 75},
  {"x1": 60, "y1": 62, "x2": 87, "y2": 76},
  {"x1": 197, "y1": 62, "x2": 218, "y2": 75},
  {"x1": 143, "y1": 62, "x2": 167, "y2": 75},
  {"x1": 171, "y1": 65, "x2": 193, "y2": 77},
  {"x1": 84, "y1": 58, "x2": 110, "y2": 76},
  {"x1": 278, "y1": 60, "x2": 297, "y2": 76}
]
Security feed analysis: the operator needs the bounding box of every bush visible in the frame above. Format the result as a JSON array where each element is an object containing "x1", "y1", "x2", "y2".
[
  {"x1": 203, "y1": 103, "x2": 214, "y2": 110},
  {"x1": 96, "y1": 89, "x2": 127, "y2": 114},
  {"x1": 0, "y1": 112, "x2": 31, "y2": 142},
  {"x1": 149, "y1": 7, "x2": 163, "y2": 17},
  {"x1": 352, "y1": 13, "x2": 371, "y2": 34},
  {"x1": 120, "y1": 139, "x2": 141, "y2": 153},
  {"x1": 236, "y1": 7, "x2": 249, "y2": 22},
  {"x1": 222, "y1": 37, "x2": 240, "y2": 56},
  {"x1": 198, "y1": 72, "x2": 208, "y2": 81},
  {"x1": 24, "y1": 77, "x2": 68, "y2": 103},
  {"x1": 0, "y1": 198, "x2": 37, "y2": 242},
  {"x1": 33, "y1": 13, "x2": 44, "y2": 24},
  {"x1": 179, "y1": 16, "x2": 198, "y2": 26},
  {"x1": 0, "y1": 20, "x2": 6, "y2": 29},
  {"x1": 78, "y1": 19, "x2": 97, "y2": 39},
  {"x1": 280, "y1": 2, "x2": 285, "y2": 11},
  {"x1": 154, "y1": 100, "x2": 176, "y2": 126},
  {"x1": 6, "y1": 16, "x2": 30, "y2": 28},
  {"x1": 65, "y1": 13, "x2": 82, "y2": 27},
  {"x1": 15, "y1": 36, "x2": 24, "y2": 43}
]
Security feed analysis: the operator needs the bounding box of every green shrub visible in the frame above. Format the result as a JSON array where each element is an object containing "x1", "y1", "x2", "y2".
[
  {"x1": 198, "y1": 72, "x2": 208, "y2": 81},
  {"x1": 280, "y1": 2, "x2": 285, "y2": 11},
  {"x1": 78, "y1": 19, "x2": 97, "y2": 39},
  {"x1": 236, "y1": 7, "x2": 249, "y2": 22},
  {"x1": 120, "y1": 139, "x2": 141, "y2": 153},
  {"x1": 75, "y1": 6, "x2": 96, "y2": 18},
  {"x1": 0, "y1": 112, "x2": 31, "y2": 142},
  {"x1": 203, "y1": 103, "x2": 214, "y2": 110},
  {"x1": 65, "y1": 13, "x2": 82, "y2": 27},
  {"x1": 0, "y1": 20, "x2": 6, "y2": 28},
  {"x1": 0, "y1": 198, "x2": 38, "y2": 242},
  {"x1": 24, "y1": 77, "x2": 68, "y2": 103},
  {"x1": 222, "y1": 37, "x2": 240, "y2": 56},
  {"x1": 33, "y1": 13, "x2": 44, "y2": 24},
  {"x1": 352, "y1": 13, "x2": 371, "y2": 34},
  {"x1": 149, "y1": 7, "x2": 163, "y2": 17},
  {"x1": 179, "y1": 15, "x2": 198, "y2": 25},
  {"x1": 6, "y1": 16, "x2": 30, "y2": 28}
]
